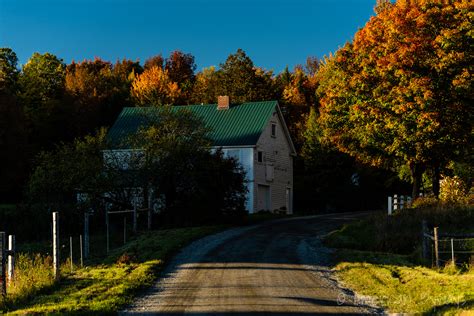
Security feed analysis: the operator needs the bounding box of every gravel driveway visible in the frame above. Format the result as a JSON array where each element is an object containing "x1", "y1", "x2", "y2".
[{"x1": 121, "y1": 212, "x2": 382, "y2": 315}]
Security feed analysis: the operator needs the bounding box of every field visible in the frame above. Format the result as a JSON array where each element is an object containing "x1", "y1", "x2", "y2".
[
  {"x1": 1, "y1": 226, "x2": 224, "y2": 315},
  {"x1": 326, "y1": 206, "x2": 474, "y2": 314}
]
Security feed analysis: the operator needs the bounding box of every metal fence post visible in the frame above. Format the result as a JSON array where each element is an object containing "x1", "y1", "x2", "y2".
[
  {"x1": 79, "y1": 235, "x2": 84, "y2": 268},
  {"x1": 7, "y1": 235, "x2": 14, "y2": 285},
  {"x1": 0, "y1": 232, "x2": 6, "y2": 298},
  {"x1": 433, "y1": 227, "x2": 439, "y2": 268},
  {"x1": 53, "y1": 212, "x2": 60, "y2": 281},
  {"x1": 69, "y1": 236, "x2": 73, "y2": 272}
]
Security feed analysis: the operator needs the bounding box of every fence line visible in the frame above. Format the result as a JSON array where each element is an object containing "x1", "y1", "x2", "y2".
[{"x1": 422, "y1": 221, "x2": 474, "y2": 267}]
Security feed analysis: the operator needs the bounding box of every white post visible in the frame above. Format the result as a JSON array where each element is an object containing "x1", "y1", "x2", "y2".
[
  {"x1": 7, "y1": 235, "x2": 14, "y2": 285},
  {"x1": 52, "y1": 212, "x2": 60, "y2": 281},
  {"x1": 407, "y1": 196, "x2": 412, "y2": 208},
  {"x1": 388, "y1": 196, "x2": 393, "y2": 215},
  {"x1": 393, "y1": 194, "x2": 399, "y2": 211},
  {"x1": 400, "y1": 195, "x2": 405, "y2": 210}
]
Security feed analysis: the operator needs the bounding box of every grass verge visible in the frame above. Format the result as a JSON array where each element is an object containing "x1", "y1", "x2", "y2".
[
  {"x1": 326, "y1": 206, "x2": 474, "y2": 314},
  {"x1": 2, "y1": 225, "x2": 224, "y2": 315}
]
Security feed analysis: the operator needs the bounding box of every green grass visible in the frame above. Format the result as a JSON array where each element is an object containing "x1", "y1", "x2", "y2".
[
  {"x1": 334, "y1": 250, "x2": 474, "y2": 314},
  {"x1": 2, "y1": 226, "x2": 224, "y2": 315},
  {"x1": 326, "y1": 206, "x2": 474, "y2": 314}
]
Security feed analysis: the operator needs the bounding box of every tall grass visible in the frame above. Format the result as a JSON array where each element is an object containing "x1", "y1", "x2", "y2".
[
  {"x1": 1, "y1": 253, "x2": 55, "y2": 310},
  {"x1": 326, "y1": 205, "x2": 474, "y2": 257}
]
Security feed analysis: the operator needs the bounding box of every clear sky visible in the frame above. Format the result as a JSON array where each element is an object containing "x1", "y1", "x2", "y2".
[{"x1": 0, "y1": 0, "x2": 376, "y2": 72}]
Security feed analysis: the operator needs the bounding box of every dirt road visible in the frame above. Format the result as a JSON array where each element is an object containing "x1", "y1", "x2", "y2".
[{"x1": 122, "y1": 213, "x2": 381, "y2": 315}]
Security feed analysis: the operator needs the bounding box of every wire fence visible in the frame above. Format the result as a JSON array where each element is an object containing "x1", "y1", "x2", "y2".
[{"x1": 422, "y1": 221, "x2": 474, "y2": 267}]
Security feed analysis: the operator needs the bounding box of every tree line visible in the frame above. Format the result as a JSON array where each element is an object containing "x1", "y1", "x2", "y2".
[
  {"x1": 0, "y1": 48, "x2": 319, "y2": 202},
  {"x1": 1, "y1": 0, "x2": 472, "y2": 212}
]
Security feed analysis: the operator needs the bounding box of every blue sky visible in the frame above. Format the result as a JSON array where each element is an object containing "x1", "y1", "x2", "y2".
[{"x1": 0, "y1": 0, "x2": 376, "y2": 72}]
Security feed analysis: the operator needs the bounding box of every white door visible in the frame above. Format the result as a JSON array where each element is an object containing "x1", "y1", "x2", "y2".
[{"x1": 257, "y1": 185, "x2": 270, "y2": 211}]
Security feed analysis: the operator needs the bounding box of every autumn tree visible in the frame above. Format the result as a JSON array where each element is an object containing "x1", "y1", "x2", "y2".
[
  {"x1": 316, "y1": 0, "x2": 473, "y2": 198},
  {"x1": 191, "y1": 66, "x2": 221, "y2": 104},
  {"x1": 144, "y1": 54, "x2": 164, "y2": 70},
  {"x1": 131, "y1": 66, "x2": 181, "y2": 106}
]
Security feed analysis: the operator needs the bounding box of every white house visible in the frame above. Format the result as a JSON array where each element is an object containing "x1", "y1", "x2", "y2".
[{"x1": 106, "y1": 96, "x2": 296, "y2": 214}]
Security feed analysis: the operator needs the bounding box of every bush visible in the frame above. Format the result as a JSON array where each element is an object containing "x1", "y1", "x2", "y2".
[
  {"x1": 439, "y1": 176, "x2": 469, "y2": 206},
  {"x1": 412, "y1": 196, "x2": 438, "y2": 209}
]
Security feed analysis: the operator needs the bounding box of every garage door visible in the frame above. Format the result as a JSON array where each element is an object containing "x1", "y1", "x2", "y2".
[{"x1": 257, "y1": 185, "x2": 270, "y2": 211}]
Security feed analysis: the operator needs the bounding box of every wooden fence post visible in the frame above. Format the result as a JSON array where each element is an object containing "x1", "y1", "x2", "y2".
[
  {"x1": 433, "y1": 227, "x2": 439, "y2": 268},
  {"x1": 7, "y1": 235, "x2": 14, "y2": 285},
  {"x1": 394, "y1": 194, "x2": 399, "y2": 211},
  {"x1": 421, "y1": 220, "x2": 429, "y2": 262},
  {"x1": 0, "y1": 232, "x2": 6, "y2": 298},
  {"x1": 400, "y1": 195, "x2": 405, "y2": 209},
  {"x1": 53, "y1": 212, "x2": 60, "y2": 281}
]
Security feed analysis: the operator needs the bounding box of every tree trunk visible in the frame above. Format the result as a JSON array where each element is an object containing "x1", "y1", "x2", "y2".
[
  {"x1": 432, "y1": 164, "x2": 441, "y2": 198},
  {"x1": 410, "y1": 163, "x2": 424, "y2": 199}
]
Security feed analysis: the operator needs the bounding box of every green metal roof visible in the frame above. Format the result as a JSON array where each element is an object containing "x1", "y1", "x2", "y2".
[{"x1": 107, "y1": 101, "x2": 278, "y2": 148}]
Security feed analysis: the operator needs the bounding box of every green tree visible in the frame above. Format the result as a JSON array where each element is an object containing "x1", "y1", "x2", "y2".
[
  {"x1": 317, "y1": 0, "x2": 473, "y2": 198},
  {"x1": 0, "y1": 47, "x2": 19, "y2": 92},
  {"x1": 129, "y1": 108, "x2": 247, "y2": 224},
  {"x1": 217, "y1": 49, "x2": 277, "y2": 103},
  {"x1": 18, "y1": 52, "x2": 68, "y2": 148}
]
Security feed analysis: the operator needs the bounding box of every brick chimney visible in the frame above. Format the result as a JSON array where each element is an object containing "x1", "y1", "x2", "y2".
[{"x1": 217, "y1": 95, "x2": 230, "y2": 110}]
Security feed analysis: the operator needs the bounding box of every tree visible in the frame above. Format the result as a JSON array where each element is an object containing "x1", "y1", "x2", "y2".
[
  {"x1": 144, "y1": 54, "x2": 164, "y2": 70},
  {"x1": 316, "y1": 0, "x2": 473, "y2": 198},
  {"x1": 217, "y1": 49, "x2": 277, "y2": 103},
  {"x1": 165, "y1": 51, "x2": 196, "y2": 85},
  {"x1": 191, "y1": 66, "x2": 221, "y2": 104},
  {"x1": 131, "y1": 66, "x2": 181, "y2": 106},
  {"x1": 129, "y1": 108, "x2": 247, "y2": 224},
  {"x1": 18, "y1": 52, "x2": 68, "y2": 148},
  {"x1": 0, "y1": 48, "x2": 19, "y2": 92}
]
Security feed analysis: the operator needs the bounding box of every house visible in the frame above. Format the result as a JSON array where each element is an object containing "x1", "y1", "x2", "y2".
[{"x1": 106, "y1": 96, "x2": 296, "y2": 214}]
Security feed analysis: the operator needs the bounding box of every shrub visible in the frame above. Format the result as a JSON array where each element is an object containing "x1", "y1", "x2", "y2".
[
  {"x1": 439, "y1": 176, "x2": 469, "y2": 206},
  {"x1": 412, "y1": 196, "x2": 439, "y2": 209}
]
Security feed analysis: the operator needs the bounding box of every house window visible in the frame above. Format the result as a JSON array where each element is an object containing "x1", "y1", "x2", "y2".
[
  {"x1": 257, "y1": 151, "x2": 263, "y2": 163},
  {"x1": 271, "y1": 123, "x2": 276, "y2": 137}
]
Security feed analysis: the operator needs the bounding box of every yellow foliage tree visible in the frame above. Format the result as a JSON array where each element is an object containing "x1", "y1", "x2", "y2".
[{"x1": 131, "y1": 66, "x2": 181, "y2": 106}]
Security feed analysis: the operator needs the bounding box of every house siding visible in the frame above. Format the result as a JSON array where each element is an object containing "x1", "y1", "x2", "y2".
[
  {"x1": 254, "y1": 111, "x2": 294, "y2": 214},
  {"x1": 218, "y1": 147, "x2": 254, "y2": 213}
]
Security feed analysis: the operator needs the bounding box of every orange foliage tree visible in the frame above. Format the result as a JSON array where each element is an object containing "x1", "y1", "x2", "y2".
[
  {"x1": 131, "y1": 66, "x2": 181, "y2": 106},
  {"x1": 316, "y1": 0, "x2": 473, "y2": 197}
]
